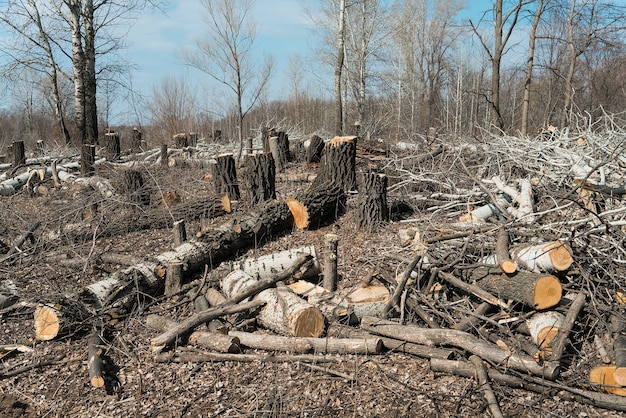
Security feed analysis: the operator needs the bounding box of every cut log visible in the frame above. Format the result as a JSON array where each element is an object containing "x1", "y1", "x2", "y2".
[
  {"x1": 472, "y1": 267, "x2": 562, "y2": 310},
  {"x1": 589, "y1": 365, "x2": 626, "y2": 396},
  {"x1": 311, "y1": 136, "x2": 357, "y2": 192},
  {"x1": 288, "y1": 280, "x2": 350, "y2": 321},
  {"x1": 242, "y1": 152, "x2": 276, "y2": 206},
  {"x1": 346, "y1": 285, "x2": 390, "y2": 320},
  {"x1": 150, "y1": 254, "x2": 313, "y2": 351},
  {"x1": 509, "y1": 241, "x2": 574, "y2": 273},
  {"x1": 211, "y1": 154, "x2": 240, "y2": 201},
  {"x1": 33, "y1": 300, "x2": 91, "y2": 341},
  {"x1": 165, "y1": 260, "x2": 183, "y2": 296},
  {"x1": 205, "y1": 288, "x2": 227, "y2": 307},
  {"x1": 526, "y1": 311, "x2": 565, "y2": 360},
  {"x1": 87, "y1": 332, "x2": 105, "y2": 388},
  {"x1": 357, "y1": 170, "x2": 389, "y2": 232},
  {"x1": 233, "y1": 246, "x2": 320, "y2": 282},
  {"x1": 188, "y1": 331, "x2": 241, "y2": 353},
  {"x1": 459, "y1": 196, "x2": 509, "y2": 222},
  {"x1": 287, "y1": 181, "x2": 346, "y2": 230},
  {"x1": 361, "y1": 316, "x2": 559, "y2": 378},
  {"x1": 229, "y1": 330, "x2": 312, "y2": 352},
  {"x1": 221, "y1": 269, "x2": 325, "y2": 337}
]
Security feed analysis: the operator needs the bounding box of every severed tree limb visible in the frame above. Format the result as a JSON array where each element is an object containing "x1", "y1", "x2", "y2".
[
  {"x1": 495, "y1": 228, "x2": 516, "y2": 273},
  {"x1": 154, "y1": 349, "x2": 344, "y2": 364},
  {"x1": 469, "y1": 355, "x2": 504, "y2": 418},
  {"x1": 2, "y1": 221, "x2": 41, "y2": 262},
  {"x1": 431, "y1": 358, "x2": 626, "y2": 412},
  {"x1": 361, "y1": 316, "x2": 559, "y2": 378},
  {"x1": 301, "y1": 363, "x2": 355, "y2": 382},
  {"x1": 87, "y1": 332, "x2": 105, "y2": 388},
  {"x1": 383, "y1": 254, "x2": 422, "y2": 317},
  {"x1": 150, "y1": 254, "x2": 313, "y2": 352}
]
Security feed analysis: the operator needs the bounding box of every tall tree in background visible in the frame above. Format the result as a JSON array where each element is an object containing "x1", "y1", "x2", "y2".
[
  {"x1": 521, "y1": 0, "x2": 544, "y2": 136},
  {"x1": 334, "y1": 0, "x2": 346, "y2": 135},
  {"x1": 392, "y1": 0, "x2": 463, "y2": 134},
  {"x1": 0, "y1": 0, "x2": 72, "y2": 144},
  {"x1": 471, "y1": 0, "x2": 525, "y2": 132},
  {"x1": 184, "y1": 0, "x2": 272, "y2": 160}
]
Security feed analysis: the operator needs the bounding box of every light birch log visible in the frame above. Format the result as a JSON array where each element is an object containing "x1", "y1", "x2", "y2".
[
  {"x1": 509, "y1": 241, "x2": 574, "y2": 273},
  {"x1": 526, "y1": 311, "x2": 565, "y2": 360},
  {"x1": 233, "y1": 246, "x2": 320, "y2": 282}
]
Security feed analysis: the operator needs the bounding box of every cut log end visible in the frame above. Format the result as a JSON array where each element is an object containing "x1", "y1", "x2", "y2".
[
  {"x1": 544, "y1": 242, "x2": 574, "y2": 271},
  {"x1": 292, "y1": 307, "x2": 325, "y2": 338},
  {"x1": 500, "y1": 260, "x2": 517, "y2": 274},
  {"x1": 34, "y1": 305, "x2": 60, "y2": 341},
  {"x1": 90, "y1": 376, "x2": 105, "y2": 388},
  {"x1": 287, "y1": 198, "x2": 309, "y2": 230},
  {"x1": 221, "y1": 194, "x2": 232, "y2": 213},
  {"x1": 615, "y1": 368, "x2": 626, "y2": 386},
  {"x1": 533, "y1": 275, "x2": 562, "y2": 310},
  {"x1": 329, "y1": 136, "x2": 357, "y2": 147},
  {"x1": 589, "y1": 365, "x2": 626, "y2": 396}
]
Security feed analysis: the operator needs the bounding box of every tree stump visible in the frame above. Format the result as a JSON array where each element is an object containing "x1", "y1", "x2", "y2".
[
  {"x1": 472, "y1": 267, "x2": 562, "y2": 310},
  {"x1": 81, "y1": 144, "x2": 96, "y2": 177},
  {"x1": 242, "y1": 152, "x2": 276, "y2": 206},
  {"x1": 357, "y1": 170, "x2": 389, "y2": 232},
  {"x1": 287, "y1": 181, "x2": 346, "y2": 230},
  {"x1": 213, "y1": 130, "x2": 222, "y2": 143},
  {"x1": 261, "y1": 126, "x2": 272, "y2": 153},
  {"x1": 306, "y1": 135, "x2": 325, "y2": 163},
  {"x1": 104, "y1": 132, "x2": 120, "y2": 160},
  {"x1": 312, "y1": 136, "x2": 357, "y2": 192},
  {"x1": 12, "y1": 140, "x2": 25, "y2": 167},
  {"x1": 160, "y1": 144, "x2": 168, "y2": 167},
  {"x1": 173, "y1": 133, "x2": 188, "y2": 148},
  {"x1": 121, "y1": 169, "x2": 150, "y2": 206},
  {"x1": 131, "y1": 128, "x2": 143, "y2": 152},
  {"x1": 188, "y1": 132, "x2": 198, "y2": 147},
  {"x1": 211, "y1": 154, "x2": 240, "y2": 201},
  {"x1": 268, "y1": 133, "x2": 289, "y2": 172}
]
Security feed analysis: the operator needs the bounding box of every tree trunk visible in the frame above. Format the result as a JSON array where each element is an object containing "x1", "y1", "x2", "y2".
[
  {"x1": 83, "y1": 0, "x2": 98, "y2": 145},
  {"x1": 80, "y1": 144, "x2": 96, "y2": 177},
  {"x1": 12, "y1": 141, "x2": 25, "y2": 167},
  {"x1": 521, "y1": 0, "x2": 543, "y2": 136},
  {"x1": 334, "y1": 0, "x2": 346, "y2": 135},
  {"x1": 211, "y1": 154, "x2": 241, "y2": 201},
  {"x1": 357, "y1": 170, "x2": 388, "y2": 232},
  {"x1": 268, "y1": 135, "x2": 288, "y2": 172},
  {"x1": 242, "y1": 152, "x2": 276, "y2": 206},
  {"x1": 67, "y1": 0, "x2": 86, "y2": 144}
]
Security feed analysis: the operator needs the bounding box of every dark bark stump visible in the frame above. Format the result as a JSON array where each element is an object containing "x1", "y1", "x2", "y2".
[
  {"x1": 121, "y1": 169, "x2": 150, "y2": 206},
  {"x1": 160, "y1": 144, "x2": 168, "y2": 167},
  {"x1": 214, "y1": 130, "x2": 222, "y2": 143},
  {"x1": 278, "y1": 131, "x2": 290, "y2": 161},
  {"x1": 306, "y1": 135, "x2": 325, "y2": 164},
  {"x1": 131, "y1": 128, "x2": 143, "y2": 152},
  {"x1": 312, "y1": 136, "x2": 357, "y2": 193},
  {"x1": 173, "y1": 133, "x2": 188, "y2": 148},
  {"x1": 188, "y1": 132, "x2": 198, "y2": 147},
  {"x1": 81, "y1": 144, "x2": 96, "y2": 177},
  {"x1": 471, "y1": 267, "x2": 562, "y2": 310},
  {"x1": 243, "y1": 152, "x2": 276, "y2": 207},
  {"x1": 104, "y1": 132, "x2": 120, "y2": 160},
  {"x1": 269, "y1": 135, "x2": 288, "y2": 172},
  {"x1": 12, "y1": 140, "x2": 25, "y2": 166},
  {"x1": 287, "y1": 181, "x2": 346, "y2": 230},
  {"x1": 357, "y1": 170, "x2": 389, "y2": 232},
  {"x1": 211, "y1": 154, "x2": 241, "y2": 201},
  {"x1": 261, "y1": 126, "x2": 272, "y2": 153}
]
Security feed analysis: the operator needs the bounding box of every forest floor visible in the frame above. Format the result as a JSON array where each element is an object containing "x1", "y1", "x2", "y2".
[{"x1": 0, "y1": 133, "x2": 625, "y2": 417}]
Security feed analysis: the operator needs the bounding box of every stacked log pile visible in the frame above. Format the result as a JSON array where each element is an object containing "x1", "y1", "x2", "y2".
[{"x1": 3, "y1": 128, "x2": 626, "y2": 414}]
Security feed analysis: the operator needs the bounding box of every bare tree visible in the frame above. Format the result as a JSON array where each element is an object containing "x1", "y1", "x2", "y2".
[
  {"x1": 183, "y1": 0, "x2": 272, "y2": 161},
  {"x1": 471, "y1": 0, "x2": 526, "y2": 131},
  {"x1": 147, "y1": 75, "x2": 197, "y2": 140},
  {"x1": 521, "y1": 0, "x2": 545, "y2": 136},
  {"x1": 334, "y1": 0, "x2": 346, "y2": 135},
  {"x1": 0, "y1": 0, "x2": 72, "y2": 144}
]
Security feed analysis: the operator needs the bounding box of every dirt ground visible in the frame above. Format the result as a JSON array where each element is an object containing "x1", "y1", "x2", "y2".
[{"x1": 1, "y1": 137, "x2": 625, "y2": 417}]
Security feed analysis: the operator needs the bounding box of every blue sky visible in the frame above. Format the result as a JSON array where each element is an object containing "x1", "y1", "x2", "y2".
[{"x1": 123, "y1": 0, "x2": 316, "y2": 107}]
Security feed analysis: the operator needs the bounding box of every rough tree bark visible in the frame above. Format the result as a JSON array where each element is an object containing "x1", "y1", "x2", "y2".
[
  {"x1": 242, "y1": 152, "x2": 276, "y2": 206},
  {"x1": 211, "y1": 154, "x2": 241, "y2": 201}
]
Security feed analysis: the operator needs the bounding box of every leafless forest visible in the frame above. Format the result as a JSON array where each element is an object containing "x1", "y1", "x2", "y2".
[{"x1": 2, "y1": 1, "x2": 626, "y2": 417}]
